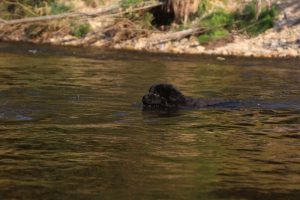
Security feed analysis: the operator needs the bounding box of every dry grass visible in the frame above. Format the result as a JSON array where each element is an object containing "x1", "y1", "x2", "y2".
[{"x1": 167, "y1": 0, "x2": 201, "y2": 25}]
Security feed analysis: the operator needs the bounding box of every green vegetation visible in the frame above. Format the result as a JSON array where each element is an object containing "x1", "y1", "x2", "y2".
[
  {"x1": 197, "y1": 0, "x2": 209, "y2": 17},
  {"x1": 198, "y1": 28, "x2": 229, "y2": 43},
  {"x1": 0, "y1": 0, "x2": 72, "y2": 19},
  {"x1": 197, "y1": 11, "x2": 234, "y2": 43},
  {"x1": 50, "y1": 1, "x2": 72, "y2": 15},
  {"x1": 120, "y1": 0, "x2": 143, "y2": 8},
  {"x1": 143, "y1": 12, "x2": 154, "y2": 29},
  {"x1": 235, "y1": 3, "x2": 278, "y2": 36},
  {"x1": 202, "y1": 11, "x2": 234, "y2": 30},
  {"x1": 0, "y1": 0, "x2": 279, "y2": 45},
  {"x1": 72, "y1": 23, "x2": 91, "y2": 38},
  {"x1": 197, "y1": 1, "x2": 278, "y2": 44}
]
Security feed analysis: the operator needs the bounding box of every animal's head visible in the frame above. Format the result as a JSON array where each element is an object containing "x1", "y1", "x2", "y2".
[{"x1": 142, "y1": 84, "x2": 186, "y2": 109}]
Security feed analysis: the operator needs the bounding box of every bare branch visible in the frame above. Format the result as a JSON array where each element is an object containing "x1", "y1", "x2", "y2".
[{"x1": 0, "y1": 2, "x2": 164, "y2": 25}]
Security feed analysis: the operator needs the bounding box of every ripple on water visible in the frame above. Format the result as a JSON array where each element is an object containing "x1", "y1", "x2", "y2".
[{"x1": 0, "y1": 44, "x2": 299, "y2": 200}]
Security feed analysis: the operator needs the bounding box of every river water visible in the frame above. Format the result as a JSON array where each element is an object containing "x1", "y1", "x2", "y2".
[{"x1": 0, "y1": 42, "x2": 299, "y2": 200}]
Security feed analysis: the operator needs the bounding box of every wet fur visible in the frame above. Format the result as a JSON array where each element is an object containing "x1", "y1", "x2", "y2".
[{"x1": 142, "y1": 83, "x2": 220, "y2": 110}]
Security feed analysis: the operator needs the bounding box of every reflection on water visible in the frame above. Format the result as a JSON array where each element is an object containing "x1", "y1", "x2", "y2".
[{"x1": 0, "y1": 42, "x2": 299, "y2": 200}]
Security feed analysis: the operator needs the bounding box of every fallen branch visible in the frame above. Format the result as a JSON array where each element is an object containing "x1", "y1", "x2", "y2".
[
  {"x1": 102, "y1": 2, "x2": 164, "y2": 18},
  {"x1": 0, "y1": 5, "x2": 119, "y2": 25},
  {"x1": 0, "y1": 2, "x2": 164, "y2": 25},
  {"x1": 149, "y1": 28, "x2": 204, "y2": 45}
]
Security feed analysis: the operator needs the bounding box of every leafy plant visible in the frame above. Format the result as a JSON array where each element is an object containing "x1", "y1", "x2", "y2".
[
  {"x1": 197, "y1": 0, "x2": 278, "y2": 43},
  {"x1": 198, "y1": 10, "x2": 233, "y2": 44},
  {"x1": 238, "y1": 1, "x2": 257, "y2": 22},
  {"x1": 198, "y1": 0, "x2": 209, "y2": 17},
  {"x1": 198, "y1": 28, "x2": 229, "y2": 43},
  {"x1": 198, "y1": 34, "x2": 211, "y2": 44},
  {"x1": 72, "y1": 23, "x2": 91, "y2": 38},
  {"x1": 233, "y1": 1, "x2": 278, "y2": 36},
  {"x1": 243, "y1": 5, "x2": 278, "y2": 36},
  {"x1": 202, "y1": 10, "x2": 234, "y2": 30},
  {"x1": 143, "y1": 12, "x2": 154, "y2": 29}
]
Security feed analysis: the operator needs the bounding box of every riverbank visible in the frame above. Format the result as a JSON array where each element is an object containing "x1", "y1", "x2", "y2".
[{"x1": 0, "y1": 0, "x2": 299, "y2": 58}]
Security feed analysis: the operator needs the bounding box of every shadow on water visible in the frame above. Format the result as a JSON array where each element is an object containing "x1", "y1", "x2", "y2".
[{"x1": 0, "y1": 42, "x2": 299, "y2": 200}]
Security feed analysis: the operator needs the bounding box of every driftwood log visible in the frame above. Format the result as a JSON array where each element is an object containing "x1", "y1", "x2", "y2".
[{"x1": 149, "y1": 27, "x2": 203, "y2": 45}]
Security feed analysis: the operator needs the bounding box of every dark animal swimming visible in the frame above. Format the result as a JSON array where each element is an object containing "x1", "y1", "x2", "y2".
[{"x1": 142, "y1": 83, "x2": 221, "y2": 109}]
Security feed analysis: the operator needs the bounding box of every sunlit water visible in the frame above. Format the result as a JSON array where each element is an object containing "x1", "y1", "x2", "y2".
[{"x1": 0, "y1": 42, "x2": 299, "y2": 200}]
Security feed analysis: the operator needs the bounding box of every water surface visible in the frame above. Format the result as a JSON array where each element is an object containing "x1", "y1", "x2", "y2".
[{"x1": 0, "y1": 42, "x2": 299, "y2": 199}]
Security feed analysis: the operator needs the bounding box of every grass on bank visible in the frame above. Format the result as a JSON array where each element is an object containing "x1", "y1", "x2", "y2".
[
  {"x1": 0, "y1": 0, "x2": 279, "y2": 43},
  {"x1": 120, "y1": 0, "x2": 143, "y2": 8},
  {"x1": 237, "y1": 2, "x2": 278, "y2": 36},
  {"x1": 197, "y1": 1, "x2": 279, "y2": 44},
  {"x1": 50, "y1": 1, "x2": 72, "y2": 15},
  {"x1": 72, "y1": 23, "x2": 91, "y2": 38},
  {"x1": 0, "y1": 0, "x2": 72, "y2": 19}
]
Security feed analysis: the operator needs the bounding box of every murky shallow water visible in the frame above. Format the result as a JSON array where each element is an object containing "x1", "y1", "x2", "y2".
[{"x1": 0, "y1": 42, "x2": 299, "y2": 200}]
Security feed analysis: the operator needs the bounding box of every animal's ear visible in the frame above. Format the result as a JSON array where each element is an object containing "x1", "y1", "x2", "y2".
[{"x1": 149, "y1": 84, "x2": 157, "y2": 93}]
